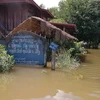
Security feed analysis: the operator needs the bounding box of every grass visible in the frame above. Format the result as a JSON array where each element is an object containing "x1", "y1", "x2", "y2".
[{"x1": 56, "y1": 49, "x2": 80, "y2": 71}]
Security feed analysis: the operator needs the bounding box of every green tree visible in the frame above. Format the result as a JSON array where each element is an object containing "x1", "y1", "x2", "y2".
[
  {"x1": 49, "y1": 7, "x2": 60, "y2": 18},
  {"x1": 50, "y1": 18, "x2": 65, "y2": 23},
  {"x1": 49, "y1": 7, "x2": 66, "y2": 23},
  {"x1": 0, "y1": 44, "x2": 15, "y2": 72},
  {"x1": 58, "y1": 0, "x2": 100, "y2": 48}
]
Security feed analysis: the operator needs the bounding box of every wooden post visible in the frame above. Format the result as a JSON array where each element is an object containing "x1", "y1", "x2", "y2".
[{"x1": 51, "y1": 50, "x2": 55, "y2": 70}]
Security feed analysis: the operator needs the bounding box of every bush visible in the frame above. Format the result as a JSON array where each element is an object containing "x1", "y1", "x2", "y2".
[
  {"x1": 0, "y1": 44, "x2": 15, "y2": 72},
  {"x1": 69, "y1": 41, "x2": 87, "y2": 56},
  {"x1": 47, "y1": 40, "x2": 87, "y2": 63},
  {"x1": 56, "y1": 49, "x2": 80, "y2": 70}
]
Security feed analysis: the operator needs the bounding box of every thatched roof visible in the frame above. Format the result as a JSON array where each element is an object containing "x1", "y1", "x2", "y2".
[{"x1": 6, "y1": 16, "x2": 78, "y2": 41}]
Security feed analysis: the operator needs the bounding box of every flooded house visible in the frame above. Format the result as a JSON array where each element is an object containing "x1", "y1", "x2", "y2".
[
  {"x1": 6, "y1": 16, "x2": 77, "y2": 66},
  {"x1": 0, "y1": 0, "x2": 54, "y2": 35},
  {"x1": 0, "y1": 0, "x2": 76, "y2": 39},
  {"x1": 0, "y1": 0, "x2": 54, "y2": 43},
  {"x1": 0, "y1": 0, "x2": 77, "y2": 66}
]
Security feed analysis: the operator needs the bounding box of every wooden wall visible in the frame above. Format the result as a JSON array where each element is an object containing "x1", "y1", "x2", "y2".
[
  {"x1": 0, "y1": 5, "x2": 6, "y2": 30},
  {"x1": 0, "y1": 3, "x2": 41, "y2": 34}
]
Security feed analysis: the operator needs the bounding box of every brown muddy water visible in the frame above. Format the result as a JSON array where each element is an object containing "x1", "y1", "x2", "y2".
[{"x1": 0, "y1": 50, "x2": 100, "y2": 100}]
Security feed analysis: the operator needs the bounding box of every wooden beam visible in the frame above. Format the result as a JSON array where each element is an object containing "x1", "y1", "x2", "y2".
[{"x1": 51, "y1": 50, "x2": 55, "y2": 70}]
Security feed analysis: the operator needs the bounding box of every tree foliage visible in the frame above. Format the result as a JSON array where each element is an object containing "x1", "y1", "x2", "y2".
[
  {"x1": 59, "y1": 0, "x2": 100, "y2": 41},
  {"x1": 50, "y1": 18, "x2": 65, "y2": 23},
  {"x1": 49, "y1": 7, "x2": 60, "y2": 18},
  {"x1": 50, "y1": 0, "x2": 100, "y2": 48},
  {"x1": 0, "y1": 44, "x2": 15, "y2": 72}
]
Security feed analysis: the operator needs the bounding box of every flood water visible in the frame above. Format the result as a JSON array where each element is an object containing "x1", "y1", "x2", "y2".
[{"x1": 0, "y1": 49, "x2": 100, "y2": 100}]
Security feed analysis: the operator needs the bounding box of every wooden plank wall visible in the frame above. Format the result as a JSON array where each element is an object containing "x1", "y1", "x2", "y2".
[
  {"x1": 0, "y1": 3, "x2": 41, "y2": 35},
  {"x1": 0, "y1": 3, "x2": 29, "y2": 33},
  {"x1": 7, "y1": 4, "x2": 27, "y2": 31},
  {"x1": 0, "y1": 5, "x2": 5, "y2": 28}
]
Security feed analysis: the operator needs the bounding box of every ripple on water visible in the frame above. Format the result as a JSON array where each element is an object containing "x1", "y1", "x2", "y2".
[
  {"x1": 14, "y1": 90, "x2": 83, "y2": 100},
  {"x1": 89, "y1": 90, "x2": 100, "y2": 99}
]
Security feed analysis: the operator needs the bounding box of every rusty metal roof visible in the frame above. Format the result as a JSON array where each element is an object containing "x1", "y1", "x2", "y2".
[{"x1": 51, "y1": 22, "x2": 77, "y2": 34}]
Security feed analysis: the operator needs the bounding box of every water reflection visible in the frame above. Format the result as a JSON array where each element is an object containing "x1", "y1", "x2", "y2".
[{"x1": 0, "y1": 73, "x2": 15, "y2": 91}]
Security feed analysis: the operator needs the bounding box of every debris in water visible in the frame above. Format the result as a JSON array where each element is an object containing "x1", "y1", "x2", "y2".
[
  {"x1": 41, "y1": 70, "x2": 48, "y2": 74},
  {"x1": 76, "y1": 74, "x2": 84, "y2": 80}
]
